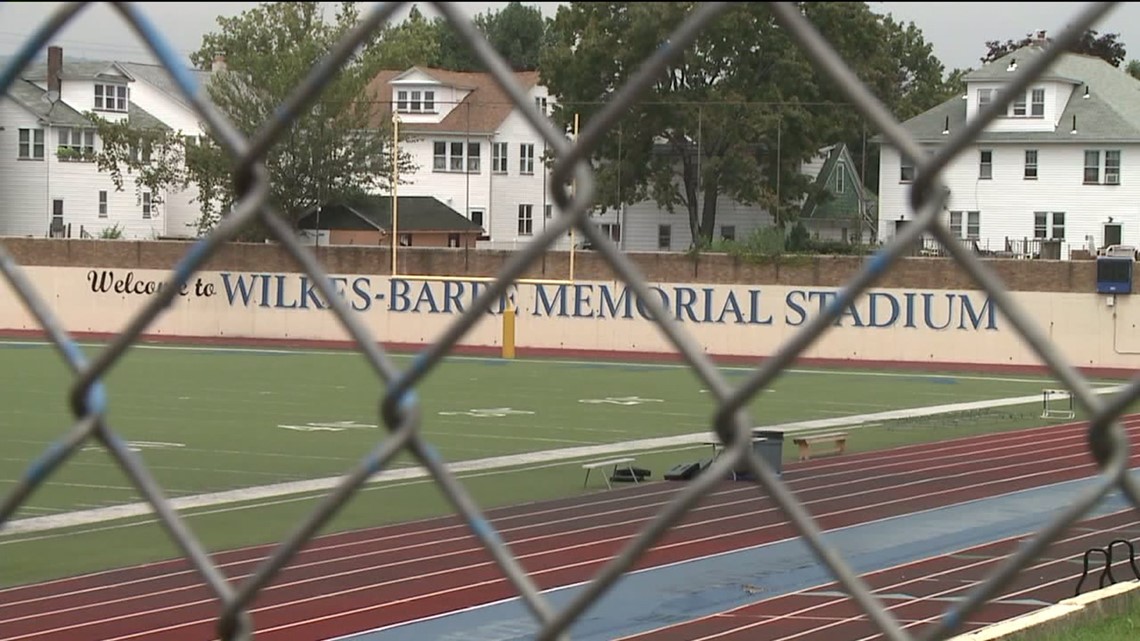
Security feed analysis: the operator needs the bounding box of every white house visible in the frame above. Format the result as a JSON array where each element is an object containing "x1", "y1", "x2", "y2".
[
  {"x1": 877, "y1": 41, "x2": 1140, "y2": 259},
  {"x1": 0, "y1": 46, "x2": 210, "y2": 240},
  {"x1": 366, "y1": 66, "x2": 830, "y2": 252}
]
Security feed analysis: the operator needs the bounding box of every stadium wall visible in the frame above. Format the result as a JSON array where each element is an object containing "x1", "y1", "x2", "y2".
[{"x1": 1, "y1": 239, "x2": 1138, "y2": 375}]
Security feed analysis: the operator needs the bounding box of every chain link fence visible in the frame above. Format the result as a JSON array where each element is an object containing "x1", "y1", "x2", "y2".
[{"x1": 1, "y1": 2, "x2": 1138, "y2": 641}]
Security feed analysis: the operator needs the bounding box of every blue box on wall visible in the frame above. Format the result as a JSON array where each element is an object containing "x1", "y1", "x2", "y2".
[{"x1": 1096, "y1": 256, "x2": 1134, "y2": 294}]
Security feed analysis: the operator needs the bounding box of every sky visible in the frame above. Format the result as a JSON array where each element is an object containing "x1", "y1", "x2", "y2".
[{"x1": 1, "y1": 2, "x2": 1140, "y2": 74}]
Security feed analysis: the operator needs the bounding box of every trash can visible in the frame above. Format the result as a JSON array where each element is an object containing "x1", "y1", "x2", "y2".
[{"x1": 751, "y1": 428, "x2": 786, "y2": 477}]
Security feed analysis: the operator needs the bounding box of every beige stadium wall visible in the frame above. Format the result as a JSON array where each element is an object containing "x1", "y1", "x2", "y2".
[{"x1": 3, "y1": 262, "x2": 1140, "y2": 376}]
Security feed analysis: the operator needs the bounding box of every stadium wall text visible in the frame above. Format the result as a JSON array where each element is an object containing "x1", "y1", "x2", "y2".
[{"x1": 4, "y1": 262, "x2": 1140, "y2": 371}]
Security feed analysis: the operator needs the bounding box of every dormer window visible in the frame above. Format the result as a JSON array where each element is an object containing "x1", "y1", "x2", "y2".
[
  {"x1": 94, "y1": 83, "x2": 128, "y2": 112},
  {"x1": 1006, "y1": 87, "x2": 1046, "y2": 118},
  {"x1": 977, "y1": 88, "x2": 994, "y2": 110},
  {"x1": 395, "y1": 89, "x2": 435, "y2": 114}
]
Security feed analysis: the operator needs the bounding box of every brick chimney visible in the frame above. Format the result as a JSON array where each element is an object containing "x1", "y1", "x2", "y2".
[
  {"x1": 46, "y1": 45, "x2": 62, "y2": 97},
  {"x1": 211, "y1": 51, "x2": 226, "y2": 73}
]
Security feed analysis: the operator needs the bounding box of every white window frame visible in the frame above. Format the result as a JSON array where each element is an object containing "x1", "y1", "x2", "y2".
[
  {"x1": 518, "y1": 204, "x2": 534, "y2": 236},
  {"x1": 432, "y1": 140, "x2": 480, "y2": 173},
  {"x1": 94, "y1": 83, "x2": 128, "y2": 112},
  {"x1": 142, "y1": 191, "x2": 153, "y2": 219},
  {"x1": 98, "y1": 190, "x2": 108, "y2": 217},
  {"x1": 1084, "y1": 149, "x2": 1122, "y2": 185},
  {"x1": 835, "y1": 163, "x2": 845, "y2": 193},
  {"x1": 1024, "y1": 149, "x2": 1038, "y2": 179},
  {"x1": 519, "y1": 143, "x2": 535, "y2": 174},
  {"x1": 492, "y1": 142, "x2": 508, "y2": 173},
  {"x1": 1030, "y1": 88, "x2": 1045, "y2": 117},
  {"x1": 18, "y1": 128, "x2": 44, "y2": 160},
  {"x1": 1033, "y1": 211, "x2": 1065, "y2": 240},
  {"x1": 949, "y1": 210, "x2": 980, "y2": 239},
  {"x1": 657, "y1": 224, "x2": 671, "y2": 250},
  {"x1": 57, "y1": 127, "x2": 95, "y2": 159},
  {"x1": 978, "y1": 149, "x2": 993, "y2": 180}
]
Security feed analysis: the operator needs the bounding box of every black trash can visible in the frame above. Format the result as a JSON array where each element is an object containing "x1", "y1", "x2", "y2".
[{"x1": 750, "y1": 428, "x2": 786, "y2": 477}]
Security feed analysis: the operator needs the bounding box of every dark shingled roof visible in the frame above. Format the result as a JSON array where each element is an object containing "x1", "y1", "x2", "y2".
[{"x1": 297, "y1": 195, "x2": 484, "y2": 233}]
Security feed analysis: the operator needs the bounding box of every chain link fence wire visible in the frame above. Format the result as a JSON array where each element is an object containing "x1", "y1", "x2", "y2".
[{"x1": 1, "y1": 2, "x2": 1139, "y2": 640}]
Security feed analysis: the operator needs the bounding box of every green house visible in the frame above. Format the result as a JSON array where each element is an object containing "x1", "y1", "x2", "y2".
[{"x1": 798, "y1": 143, "x2": 877, "y2": 244}]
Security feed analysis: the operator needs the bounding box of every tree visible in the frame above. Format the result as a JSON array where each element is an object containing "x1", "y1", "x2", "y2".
[
  {"x1": 183, "y1": 1, "x2": 417, "y2": 239},
  {"x1": 540, "y1": 2, "x2": 954, "y2": 247},
  {"x1": 366, "y1": 2, "x2": 549, "y2": 72},
  {"x1": 88, "y1": 114, "x2": 192, "y2": 211},
  {"x1": 1127, "y1": 59, "x2": 1140, "y2": 79},
  {"x1": 982, "y1": 29, "x2": 1127, "y2": 67}
]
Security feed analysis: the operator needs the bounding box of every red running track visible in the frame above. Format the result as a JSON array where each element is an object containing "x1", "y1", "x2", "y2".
[{"x1": 1, "y1": 416, "x2": 1139, "y2": 641}]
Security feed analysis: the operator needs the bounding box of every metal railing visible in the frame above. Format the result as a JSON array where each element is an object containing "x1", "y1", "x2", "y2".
[{"x1": 1, "y1": 3, "x2": 1138, "y2": 641}]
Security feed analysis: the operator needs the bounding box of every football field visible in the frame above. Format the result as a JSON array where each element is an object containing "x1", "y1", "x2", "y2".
[{"x1": 0, "y1": 338, "x2": 1126, "y2": 586}]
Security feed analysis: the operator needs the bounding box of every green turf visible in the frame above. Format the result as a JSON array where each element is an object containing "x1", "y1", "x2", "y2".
[
  {"x1": 0, "y1": 339, "x2": 1128, "y2": 587},
  {"x1": 1003, "y1": 590, "x2": 1140, "y2": 641}
]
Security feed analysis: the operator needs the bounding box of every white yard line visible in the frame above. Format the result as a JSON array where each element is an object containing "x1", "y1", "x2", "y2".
[{"x1": 1, "y1": 385, "x2": 1121, "y2": 537}]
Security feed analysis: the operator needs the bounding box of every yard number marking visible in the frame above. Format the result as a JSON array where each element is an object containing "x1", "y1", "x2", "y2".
[
  {"x1": 277, "y1": 421, "x2": 378, "y2": 432},
  {"x1": 82, "y1": 441, "x2": 186, "y2": 453},
  {"x1": 578, "y1": 396, "x2": 664, "y2": 406},
  {"x1": 438, "y1": 408, "x2": 536, "y2": 418}
]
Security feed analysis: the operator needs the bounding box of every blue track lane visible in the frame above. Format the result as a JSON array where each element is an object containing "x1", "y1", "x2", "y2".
[{"x1": 331, "y1": 472, "x2": 1138, "y2": 641}]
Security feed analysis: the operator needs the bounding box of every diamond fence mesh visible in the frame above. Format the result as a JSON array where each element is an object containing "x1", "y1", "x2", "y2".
[{"x1": 1, "y1": 2, "x2": 1139, "y2": 641}]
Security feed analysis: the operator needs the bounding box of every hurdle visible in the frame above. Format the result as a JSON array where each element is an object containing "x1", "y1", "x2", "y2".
[{"x1": 1041, "y1": 388, "x2": 1075, "y2": 420}]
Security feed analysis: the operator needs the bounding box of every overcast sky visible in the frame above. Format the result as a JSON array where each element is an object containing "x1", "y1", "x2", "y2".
[{"x1": 2, "y1": 2, "x2": 1139, "y2": 74}]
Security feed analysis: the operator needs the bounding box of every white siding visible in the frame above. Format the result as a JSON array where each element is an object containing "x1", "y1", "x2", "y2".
[
  {"x1": 622, "y1": 197, "x2": 774, "y2": 251},
  {"x1": 877, "y1": 142, "x2": 1140, "y2": 257},
  {"x1": 0, "y1": 100, "x2": 49, "y2": 236}
]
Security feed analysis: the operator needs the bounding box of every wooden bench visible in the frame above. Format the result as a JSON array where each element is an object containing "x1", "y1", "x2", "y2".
[
  {"x1": 582, "y1": 457, "x2": 638, "y2": 490},
  {"x1": 792, "y1": 432, "x2": 848, "y2": 461}
]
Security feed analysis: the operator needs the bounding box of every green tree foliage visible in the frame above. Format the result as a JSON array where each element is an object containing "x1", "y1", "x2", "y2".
[
  {"x1": 540, "y1": 2, "x2": 955, "y2": 247},
  {"x1": 87, "y1": 113, "x2": 190, "y2": 208},
  {"x1": 184, "y1": 1, "x2": 417, "y2": 239},
  {"x1": 370, "y1": 2, "x2": 549, "y2": 72},
  {"x1": 983, "y1": 29, "x2": 1127, "y2": 67}
]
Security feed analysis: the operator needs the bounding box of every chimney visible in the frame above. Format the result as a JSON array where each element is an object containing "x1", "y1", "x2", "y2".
[
  {"x1": 46, "y1": 45, "x2": 62, "y2": 97},
  {"x1": 211, "y1": 52, "x2": 227, "y2": 73}
]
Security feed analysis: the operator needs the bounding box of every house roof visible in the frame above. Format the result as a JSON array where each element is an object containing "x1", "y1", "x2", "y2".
[
  {"x1": 297, "y1": 195, "x2": 484, "y2": 233},
  {"x1": 873, "y1": 45, "x2": 1140, "y2": 145},
  {"x1": 799, "y1": 143, "x2": 874, "y2": 220},
  {"x1": 117, "y1": 61, "x2": 212, "y2": 112},
  {"x1": 1, "y1": 54, "x2": 186, "y2": 130},
  {"x1": 365, "y1": 66, "x2": 540, "y2": 134}
]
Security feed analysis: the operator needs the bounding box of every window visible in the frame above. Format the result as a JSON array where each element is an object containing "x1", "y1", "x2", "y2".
[
  {"x1": 51, "y1": 199, "x2": 64, "y2": 231},
  {"x1": 1024, "y1": 150, "x2": 1038, "y2": 179},
  {"x1": 721, "y1": 225, "x2": 736, "y2": 241},
  {"x1": 57, "y1": 127, "x2": 95, "y2": 159},
  {"x1": 978, "y1": 150, "x2": 993, "y2": 180},
  {"x1": 18, "y1": 128, "x2": 44, "y2": 160},
  {"x1": 98, "y1": 190, "x2": 107, "y2": 217},
  {"x1": 94, "y1": 83, "x2": 128, "y2": 112},
  {"x1": 492, "y1": 142, "x2": 508, "y2": 173},
  {"x1": 1105, "y1": 150, "x2": 1121, "y2": 185},
  {"x1": 1030, "y1": 89, "x2": 1045, "y2": 117},
  {"x1": 949, "y1": 211, "x2": 980, "y2": 239},
  {"x1": 1085, "y1": 149, "x2": 1122, "y2": 185},
  {"x1": 396, "y1": 89, "x2": 435, "y2": 113},
  {"x1": 518, "y1": 204, "x2": 533, "y2": 235},
  {"x1": 834, "y1": 164, "x2": 845, "y2": 193},
  {"x1": 534, "y1": 96, "x2": 547, "y2": 114},
  {"x1": 1084, "y1": 150, "x2": 1101, "y2": 184},
  {"x1": 1034, "y1": 211, "x2": 1065, "y2": 239},
  {"x1": 977, "y1": 88, "x2": 995, "y2": 110},
  {"x1": 447, "y1": 234, "x2": 461, "y2": 248},
  {"x1": 1012, "y1": 93, "x2": 1027, "y2": 117},
  {"x1": 130, "y1": 141, "x2": 152, "y2": 164},
  {"x1": 142, "y1": 192, "x2": 152, "y2": 219},
  {"x1": 519, "y1": 143, "x2": 535, "y2": 174},
  {"x1": 469, "y1": 208, "x2": 489, "y2": 241},
  {"x1": 432, "y1": 140, "x2": 479, "y2": 173},
  {"x1": 657, "y1": 224, "x2": 671, "y2": 250},
  {"x1": 900, "y1": 157, "x2": 915, "y2": 183},
  {"x1": 399, "y1": 234, "x2": 412, "y2": 247},
  {"x1": 466, "y1": 142, "x2": 481, "y2": 172},
  {"x1": 545, "y1": 204, "x2": 553, "y2": 219},
  {"x1": 600, "y1": 223, "x2": 621, "y2": 242}
]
